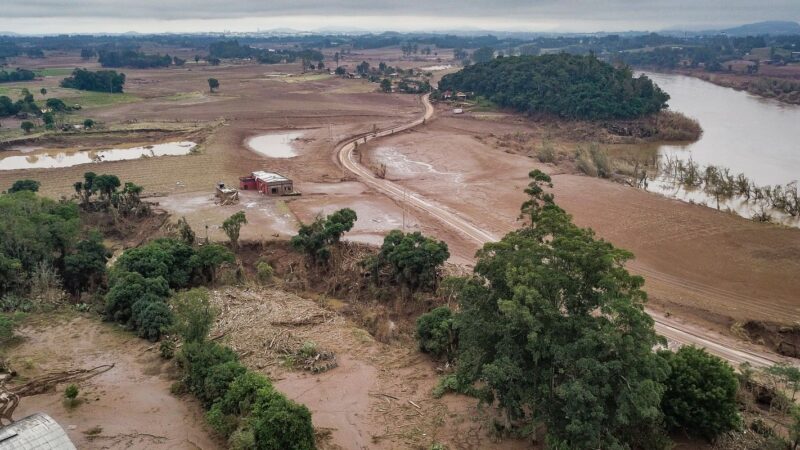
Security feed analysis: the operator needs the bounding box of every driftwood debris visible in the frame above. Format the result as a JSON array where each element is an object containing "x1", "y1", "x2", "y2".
[{"x1": 11, "y1": 364, "x2": 115, "y2": 397}]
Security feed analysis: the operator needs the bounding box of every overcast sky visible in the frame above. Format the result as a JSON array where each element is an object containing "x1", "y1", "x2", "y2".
[{"x1": 3, "y1": 0, "x2": 799, "y2": 34}]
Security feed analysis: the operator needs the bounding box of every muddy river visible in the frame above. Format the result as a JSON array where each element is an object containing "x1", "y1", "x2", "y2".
[
  {"x1": 642, "y1": 72, "x2": 800, "y2": 225},
  {"x1": 646, "y1": 72, "x2": 800, "y2": 186},
  {"x1": 0, "y1": 141, "x2": 196, "y2": 171}
]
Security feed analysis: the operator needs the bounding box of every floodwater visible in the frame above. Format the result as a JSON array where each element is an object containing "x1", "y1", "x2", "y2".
[
  {"x1": 638, "y1": 72, "x2": 800, "y2": 225},
  {"x1": 0, "y1": 141, "x2": 196, "y2": 171},
  {"x1": 646, "y1": 72, "x2": 800, "y2": 186},
  {"x1": 246, "y1": 131, "x2": 302, "y2": 158}
]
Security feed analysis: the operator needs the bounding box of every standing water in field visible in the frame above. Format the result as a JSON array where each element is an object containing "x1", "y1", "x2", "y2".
[
  {"x1": 641, "y1": 72, "x2": 800, "y2": 226},
  {"x1": 0, "y1": 141, "x2": 197, "y2": 171},
  {"x1": 246, "y1": 131, "x2": 303, "y2": 158}
]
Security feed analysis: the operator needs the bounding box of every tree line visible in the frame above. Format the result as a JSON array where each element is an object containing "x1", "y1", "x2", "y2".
[
  {"x1": 98, "y1": 49, "x2": 173, "y2": 68},
  {"x1": 208, "y1": 40, "x2": 324, "y2": 66},
  {"x1": 438, "y1": 53, "x2": 670, "y2": 120},
  {"x1": 0, "y1": 68, "x2": 35, "y2": 83}
]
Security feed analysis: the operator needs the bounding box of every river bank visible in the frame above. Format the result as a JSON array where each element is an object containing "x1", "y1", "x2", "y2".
[{"x1": 652, "y1": 67, "x2": 800, "y2": 105}]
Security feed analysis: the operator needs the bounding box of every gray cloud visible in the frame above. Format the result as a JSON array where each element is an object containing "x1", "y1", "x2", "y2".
[{"x1": 2, "y1": 0, "x2": 799, "y2": 32}]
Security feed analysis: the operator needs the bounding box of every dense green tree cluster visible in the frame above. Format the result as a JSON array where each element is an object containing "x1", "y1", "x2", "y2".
[
  {"x1": 438, "y1": 54, "x2": 670, "y2": 120},
  {"x1": 291, "y1": 208, "x2": 357, "y2": 265},
  {"x1": 0, "y1": 68, "x2": 35, "y2": 83},
  {"x1": 0, "y1": 190, "x2": 80, "y2": 296},
  {"x1": 98, "y1": 49, "x2": 172, "y2": 68},
  {"x1": 0, "y1": 91, "x2": 40, "y2": 117},
  {"x1": 369, "y1": 230, "x2": 449, "y2": 291},
  {"x1": 173, "y1": 289, "x2": 315, "y2": 449},
  {"x1": 60, "y1": 68, "x2": 126, "y2": 93},
  {"x1": 660, "y1": 346, "x2": 741, "y2": 439},
  {"x1": 418, "y1": 170, "x2": 740, "y2": 448}
]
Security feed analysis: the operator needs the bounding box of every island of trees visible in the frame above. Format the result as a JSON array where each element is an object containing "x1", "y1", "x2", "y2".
[
  {"x1": 60, "y1": 68, "x2": 126, "y2": 93},
  {"x1": 438, "y1": 54, "x2": 670, "y2": 120},
  {"x1": 98, "y1": 50, "x2": 172, "y2": 68}
]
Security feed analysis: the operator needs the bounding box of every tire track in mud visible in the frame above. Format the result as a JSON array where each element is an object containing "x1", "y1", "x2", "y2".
[{"x1": 335, "y1": 94, "x2": 794, "y2": 368}]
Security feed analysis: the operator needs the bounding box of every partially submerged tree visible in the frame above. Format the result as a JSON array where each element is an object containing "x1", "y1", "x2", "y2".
[{"x1": 371, "y1": 230, "x2": 449, "y2": 292}]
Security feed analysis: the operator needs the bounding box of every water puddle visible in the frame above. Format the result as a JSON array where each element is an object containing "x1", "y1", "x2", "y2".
[
  {"x1": 420, "y1": 64, "x2": 453, "y2": 71},
  {"x1": 0, "y1": 141, "x2": 196, "y2": 171},
  {"x1": 374, "y1": 146, "x2": 463, "y2": 183},
  {"x1": 246, "y1": 131, "x2": 303, "y2": 158}
]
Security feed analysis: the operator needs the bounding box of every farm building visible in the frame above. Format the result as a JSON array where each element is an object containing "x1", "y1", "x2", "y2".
[
  {"x1": 0, "y1": 413, "x2": 76, "y2": 449},
  {"x1": 239, "y1": 171, "x2": 294, "y2": 196}
]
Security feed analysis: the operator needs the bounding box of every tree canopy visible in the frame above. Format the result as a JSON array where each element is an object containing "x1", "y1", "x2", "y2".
[
  {"x1": 438, "y1": 54, "x2": 670, "y2": 120},
  {"x1": 451, "y1": 169, "x2": 670, "y2": 448},
  {"x1": 60, "y1": 68, "x2": 125, "y2": 93}
]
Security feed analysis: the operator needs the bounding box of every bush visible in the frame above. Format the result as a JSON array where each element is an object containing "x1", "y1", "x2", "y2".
[
  {"x1": 256, "y1": 261, "x2": 273, "y2": 283},
  {"x1": 179, "y1": 341, "x2": 239, "y2": 396},
  {"x1": 536, "y1": 140, "x2": 556, "y2": 163},
  {"x1": 207, "y1": 404, "x2": 240, "y2": 438},
  {"x1": 661, "y1": 346, "x2": 741, "y2": 440},
  {"x1": 249, "y1": 388, "x2": 315, "y2": 450},
  {"x1": 291, "y1": 208, "x2": 357, "y2": 264},
  {"x1": 8, "y1": 179, "x2": 40, "y2": 193},
  {"x1": 201, "y1": 361, "x2": 247, "y2": 407},
  {"x1": 416, "y1": 306, "x2": 457, "y2": 361},
  {"x1": 134, "y1": 300, "x2": 173, "y2": 341},
  {"x1": 215, "y1": 371, "x2": 273, "y2": 417},
  {"x1": 372, "y1": 230, "x2": 449, "y2": 291},
  {"x1": 171, "y1": 288, "x2": 216, "y2": 343},
  {"x1": 160, "y1": 340, "x2": 176, "y2": 359},
  {"x1": 0, "y1": 314, "x2": 21, "y2": 342},
  {"x1": 113, "y1": 238, "x2": 195, "y2": 289},
  {"x1": 64, "y1": 383, "x2": 79, "y2": 408}
]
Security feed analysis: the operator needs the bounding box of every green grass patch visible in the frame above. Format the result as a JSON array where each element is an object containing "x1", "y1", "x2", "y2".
[
  {"x1": 58, "y1": 89, "x2": 141, "y2": 108},
  {"x1": 34, "y1": 68, "x2": 75, "y2": 77}
]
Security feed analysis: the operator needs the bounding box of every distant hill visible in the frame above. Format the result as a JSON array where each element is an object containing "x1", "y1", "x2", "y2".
[{"x1": 720, "y1": 21, "x2": 800, "y2": 36}]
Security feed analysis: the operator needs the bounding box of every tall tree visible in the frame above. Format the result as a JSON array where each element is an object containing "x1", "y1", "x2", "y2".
[
  {"x1": 208, "y1": 78, "x2": 219, "y2": 93},
  {"x1": 222, "y1": 211, "x2": 247, "y2": 250},
  {"x1": 453, "y1": 171, "x2": 669, "y2": 449}
]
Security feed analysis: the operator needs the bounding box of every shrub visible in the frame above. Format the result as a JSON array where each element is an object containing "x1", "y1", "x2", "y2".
[
  {"x1": 256, "y1": 261, "x2": 273, "y2": 283},
  {"x1": 160, "y1": 340, "x2": 176, "y2": 359},
  {"x1": 113, "y1": 238, "x2": 195, "y2": 289},
  {"x1": 134, "y1": 300, "x2": 173, "y2": 341},
  {"x1": 249, "y1": 388, "x2": 315, "y2": 450},
  {"x1": 0, "y1": 314, "x2": 21, "y2": 342},
  {"x1": 222, "y1": 211, "x2": 247, "y2": 250},
  {"x1": 661, "y1": 346, "x2": 741, "y2": 440},
  {"x1": 215, "y1": 371, "x2": 273, "y2": 417},
  {"x1": 64, "y1": 383, "x2": 79, "y2": 407},
  {"x1": 416, "y1": 306, "x2": 457, "y2": 361},
  {"x1": 536, "y1": 140, "x2": 556, "y2": 163},
  {"x1": 201, "y1": 361, "x2": 247, "y2": 407},
  {"x1": 179, "y1": 341, "x2": 239, "y2": 396},
  {"x1": 207, "y1": 404, "x2": 239, "y2": 438},
  {"x1": 171, "y1": 288, "x2": 216, "y2": 343},
  {"x1": 8, "y1": 179, "x2": 40, "y2": 193},
  {"x1": 229, "y1": 424, "x2": 256, "y2": 450}
]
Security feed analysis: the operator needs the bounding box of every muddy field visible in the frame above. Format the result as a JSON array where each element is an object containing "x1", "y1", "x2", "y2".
[
  {"x1": 5, "y1": 314, "x2": 219, "y2": 449},
  {"x1": 362, "y1": 109, "x2": 800, "y2": 331}
]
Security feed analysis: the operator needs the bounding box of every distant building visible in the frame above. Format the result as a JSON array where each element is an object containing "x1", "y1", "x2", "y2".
[
  {"x1": 0, "y1": 413, "x2": 76, "y2": 449},
  {"x1": 239, "y1": 171, "x2": 294, "y2": 196}
]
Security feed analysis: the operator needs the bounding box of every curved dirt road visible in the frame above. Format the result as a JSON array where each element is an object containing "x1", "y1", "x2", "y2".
[{"x1": 336, "y1": 94, "x2": 790, "y2": 369}]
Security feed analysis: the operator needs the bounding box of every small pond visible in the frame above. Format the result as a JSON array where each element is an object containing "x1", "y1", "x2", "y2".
[{"x1": 0, "y1": 141, "x2": 196, "y2": 171}]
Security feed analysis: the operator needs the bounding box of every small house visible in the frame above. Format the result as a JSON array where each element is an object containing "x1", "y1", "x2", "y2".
[
  {"x1": 239, "y1": 171, "x2": 294, "y2": 196},
  {"x1": 455, "y1": 91, "x2": 468, "y2": 100},
  {"x1": 442, "y1": 90, "x2": 453, "y2": 99}
]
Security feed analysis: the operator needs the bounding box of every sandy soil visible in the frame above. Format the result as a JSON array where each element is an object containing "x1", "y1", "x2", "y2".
[
  {"x1": 5, "y1": 314, "x2": 219, "y2": 449},
  {"x1": 363, "y1": 112, "x2": 800, "y2": 330}
]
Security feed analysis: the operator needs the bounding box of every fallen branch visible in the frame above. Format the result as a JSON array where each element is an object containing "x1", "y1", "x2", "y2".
[{"x1": 11, "y1": 364, "x2": 115, "y2": 397}]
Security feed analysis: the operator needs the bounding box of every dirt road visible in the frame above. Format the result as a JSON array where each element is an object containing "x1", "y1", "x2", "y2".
[{"x1": 336, "y1": 94, "x2": 792, "y2": 369}]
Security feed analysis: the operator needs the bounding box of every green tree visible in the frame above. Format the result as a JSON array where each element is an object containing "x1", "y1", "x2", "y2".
[
  {"x1": 380, "y1": 78, "x2": 392, "y2": 92},
  {"x1": 113, "y1": 238, "x2": 195, "y2": 289},
  {"x1": 8, "y1": 179, "x2": 40, "y2": 193},
  {"x1": 42, "y1": 112, "x2": 55, "y2": 128},
  {"x1": 63, "y1": 232, "x2": 110, "y2": 294},
  {"x1": 222, "y1": 211, "x2": 247, "y2": 250},
  {"x1": 471, "y1": 47, "x2": 495, "y2": 63},
  {"x1": 190, "y1": 244, "x2": 234, "y2": 284},
  {"x1": 134, "y1": 300, "x2": 173, "y2": 341},
  {"x1": 416, "y1": 306, "x2": 457, "y2": 361},
  {"x1": 373, "y1": 230, "x2": 449, "y2": 291},
  {"x1": 291, "y1": 208, "x2": 357, "y2": 265},
  {"x1": 20, "y1": 121, "x2": 34, "y2": 133},
  {"x1": 249, "y1": 389, "x2": 315, "y2": 450},
  {"x1": 45, "y1": 98, "x2": 68, "y2": 112},
  {"x1": 104, "y1": 272, "x2": 170, "y2": 324},
  {"x1": 39, "y1": 87, "x2": 47, "y2": 96},
  {"x1": 171, "y1": 288, "x2": 216, "y2": 343},
  {"x1": 453, "y1": 178, "x2": 669, "y2": 448},
  {"x1": 208, "y1": 78, "x2": 220, "y2": 92},
  {"x1": 83, "y1": 118, "x2": 95, "y2": 129},
  {"x1": 177, "y1": 216, "x2": 196, "y2": 245},
  {"x1": 660, "y1": 346, "x2": 740, "y2": 440}
]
